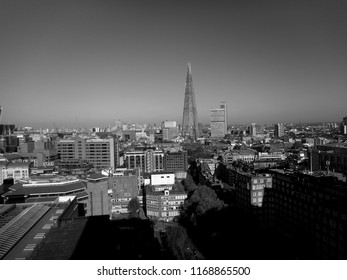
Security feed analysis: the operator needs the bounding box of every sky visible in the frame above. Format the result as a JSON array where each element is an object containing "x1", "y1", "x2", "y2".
[{"x1": 0, "y1": 0, "x2": 346, "y2": 129}]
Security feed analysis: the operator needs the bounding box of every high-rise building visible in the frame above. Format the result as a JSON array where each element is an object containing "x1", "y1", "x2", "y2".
[
  {"x1": 182, "y1": 62, "x2": 199, "y2": 140},
  {"x1": 340, "y1": 116, "x2": 347, "y2": 135},
  {"x1": 162, "y1": 120, "x2": 179, "y2": 141},
  {"x1": 210, "y1": 103, "x2": 227, "y2": 138},
  {"x1": 250, "y1": 123, "x2": 257, "y2": 137},
  {"x1": 274, "y1": 123, "x2": 285, "y2": 138}
]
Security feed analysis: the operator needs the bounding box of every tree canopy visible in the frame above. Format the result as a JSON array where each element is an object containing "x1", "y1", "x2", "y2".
[
  {"x1": 128, "y1": 197, "x2": 141, "y2": 217},
  {"x1": 180, "y1": 185, "x2": 224, "y2": 225}
]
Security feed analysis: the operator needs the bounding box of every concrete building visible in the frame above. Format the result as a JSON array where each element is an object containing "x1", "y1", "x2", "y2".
[
  {"x1": 124, "y1": 148, "x2": 164, "y2": 173},
  {"x1": 2, "y1": 176, "x2": 88, "y2": 205},
  {"x1": 210, "y1": 103, "x2": 227, "y2": 138},
  {"x1": 312, "y1": 143, "x2": 347, "y2": 176},
  {"x1": 17, "y1": 138, "x2": 59, "y2": 167},
  {"x1": 0, "y1": 161, "x2": 32, "y2": 184},
  {"x1": 122, "y1": 130, "x2": 136, "y2": 141},
  {"x1": 274, "y1": 123, "x2": 285, "y2": 138},
  {"x1": 0, "y1": 124, "x2": 15, "y2": 136},
  {"x1": 57, "y1": 137, "x2": 119, "y2": 171},
  {"x1": 0, "y1": 135, "x2": 18, "y2": 153},
  {"x1": 223, "y1": 149, "x2": 258, "y2": 164},
  {"x1": 109, "y1": 169, "x2": 141, "y2": 215},
  {"x1": 250, "y1": 123, "x2": 257, "y2": 137},
  {"x1": 267, "y1": 169, "x2": 347, "y2": 259},
  {"x1": 162, "y1": 120, "x2": 179, "y2": 141},
  {"x1": 340, "y1": 116, "x2": 347, "y2": 135},
  {"x1": 164, "y1": 150, "x2": 188, "y2": 172},
  {"x1": 145, "y1": 173, "x2": 187, "y2": 221},
  {"x1": 226, "y1": 167, "x2": 272, "y2": 208},
  {"x1": 85, "y1": 173, "x2": 110, "y2": 217}
]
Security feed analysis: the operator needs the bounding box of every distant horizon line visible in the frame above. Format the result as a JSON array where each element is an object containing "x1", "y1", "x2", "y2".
[{"x1": 3, "y1": 120, "x2": 343, "y2": 131}]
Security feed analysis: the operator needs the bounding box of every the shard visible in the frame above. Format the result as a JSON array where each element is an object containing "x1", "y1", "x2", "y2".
[{"x1": 182, "y1": 62, "x2": 199, "y2": 140}]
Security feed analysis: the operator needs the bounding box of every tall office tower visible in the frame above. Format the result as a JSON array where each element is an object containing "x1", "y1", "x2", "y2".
[
  {"x1": 250, "y1": 123, "x2": 257, "y2": 136},
  {"x1": 274, "y1": 123, "x2": 285, "y2": 137},
  {"x1": 341, "y1": 116, "x2": 347, "y2": 135},
  {"x1": 182, "y1": 62, "x2": 199, "y2": 140},
  {"x1": 210, "y1": 103, "x2": 228, "y2": 138}
]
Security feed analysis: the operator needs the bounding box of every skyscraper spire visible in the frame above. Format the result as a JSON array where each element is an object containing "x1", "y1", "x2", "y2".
[{"x1": 182, "y1": 62, "x2": 199, "y2": 140}]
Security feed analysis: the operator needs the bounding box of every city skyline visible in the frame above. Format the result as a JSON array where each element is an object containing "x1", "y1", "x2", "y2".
[{"x1": 1, "y1": 0, "x2": 346, "y2": 129}]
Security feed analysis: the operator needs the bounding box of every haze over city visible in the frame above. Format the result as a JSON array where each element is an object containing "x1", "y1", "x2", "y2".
[{"x1": 1, "y1": 0, "x2": 346, "y2": 129}]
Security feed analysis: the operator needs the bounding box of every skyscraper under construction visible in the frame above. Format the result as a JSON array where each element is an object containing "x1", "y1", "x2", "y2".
[{"x1": 181, "y1": 62, "x2": 199, "y2": 140}]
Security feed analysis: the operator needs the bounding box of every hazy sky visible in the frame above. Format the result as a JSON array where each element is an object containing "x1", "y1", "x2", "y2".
[{"x1": 1, "y1": 0, "x2": 346, "y2": 128}]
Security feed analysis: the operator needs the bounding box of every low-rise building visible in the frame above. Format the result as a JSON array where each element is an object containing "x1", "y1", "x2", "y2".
[
  {"x1": 85, "y1": 173, "x2": 110, "y2": 217},
  {"x1": 164, "y1": 150, "x2": 188, "y2": 172},
  {"x1": 145, "y1": 173, "x2": 187, "y2": 221},
  {"x1": 0, "y1": 161, "x2": 32, "y2": 184},
  {"x1": 2, "y1": 175, "x2": 88, "y2": 205},
  {"x1": 109, "y1": 169, "x2": 141, "y2": 215}
]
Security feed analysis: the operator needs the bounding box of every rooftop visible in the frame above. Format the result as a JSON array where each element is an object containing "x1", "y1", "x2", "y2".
[
  {"x1": 2, "y1": 180, "x2": 87, "y2": 198},
  {"x1": 86, "y1": 173, "x2": 108, "y2": 181},
  {"x1": 146, "y1": 181, "x2": 186, "y2": 195},
  {"x1": 7, "y1": 162, "x2": 33, "y2": 168}
]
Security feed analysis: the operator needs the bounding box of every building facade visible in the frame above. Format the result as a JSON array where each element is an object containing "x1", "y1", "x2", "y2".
[
  {"x1": 0, "y1": 161, "x2": 32, "y2": 184},
  {"x1": 274, "y1": 123, "x2": 285, "y2": 138},
  {"x1": 109, "y1": 169, "x2": 140, "y2": 215},
  {"x1": 145, "y1": 173, "x2": 187, "y2": 221},
  {"x1": 268, "y1": 169, "x2": 347, "y2": 259},
  {"x1": 124, "y1": 149, "x2": 164, "y2": 173},
  {"x1": 85, "y1": 173, "x2": 110, "y2": 216},
  {"x1": 313, "y1": 144, "x2": 347, "y2": 176},
  {"x1": 210, "y1": 103, "x2": 227, "y2": 138},
  {"x1": 162, "y1": 121, "x2": 179, "y2": 141},
  {"x1": 57, "y1": 137, "x2": 119, "y2": 171},
  {"x1": 164, "y1": 150, "x2": 188, "y2": 172}
]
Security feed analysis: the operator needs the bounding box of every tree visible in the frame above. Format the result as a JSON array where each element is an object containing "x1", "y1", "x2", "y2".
[
  {"x1": 165, "y1": 226, "x2": 195, "y2": 259},
  {"x1": 182, "y1": 173, "x2": 198, "y2": 195},
  {"x1": 180, "y1": 185, "x2": 224, "y2": 225},
  {"x1": 128, "y1": 197, "x2": 140, "y2": 217}
]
